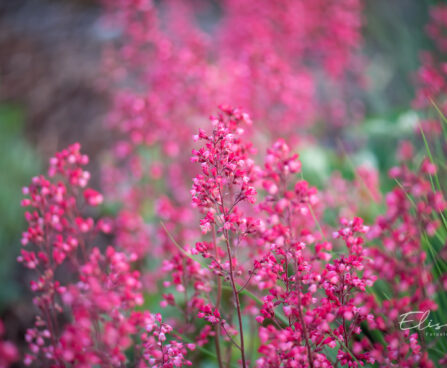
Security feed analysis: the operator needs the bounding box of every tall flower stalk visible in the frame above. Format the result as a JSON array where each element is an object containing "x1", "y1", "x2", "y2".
[{"x1": 191, "y1": 106, "x2": 257, "y2": 367}]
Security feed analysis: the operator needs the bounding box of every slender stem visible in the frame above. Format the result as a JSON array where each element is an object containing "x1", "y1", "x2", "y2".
[
  {"x1": 237, "y1": 271, "x2": 254, "y2": 293},
  {"x1": 286, "y1": 197, "x2": 313, "y2": 367},
  {"x1": 221, "y1": 322, "x2": 241, "y2": 350},
  {"x1": 296, "y1": 275, "x2": 314, "y2": 368},
  {"x1": 224, "y1": 229, "x2": 247, "y2": 368},
  {"x1": 212, "y1": 226, "x2": 224, "y2": 368},
  {"x1": 181, "y1": 258, "x2": 190, "y2": 324},
  {"x1": 225, "y1": 303, "x2": 235, "y2": 368},
  {"x1": 248, "y1": 316, "x2": 256, "y2": 368}
]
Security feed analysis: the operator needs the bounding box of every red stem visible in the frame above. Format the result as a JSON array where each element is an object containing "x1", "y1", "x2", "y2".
[
  {"x1": 296, "y1": 274, "x2": 314, "y2": 368},
  {"x1": 224, "y1": 229, "x2": 247, "y2": 368},
  {"x1": 212, "y1": 227, "x2": 224, "y2": 368}
]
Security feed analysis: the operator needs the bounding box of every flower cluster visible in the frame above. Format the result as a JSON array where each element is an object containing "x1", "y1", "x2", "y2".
[
  {"x1": 190, "y1": 107, "x2": 263, "y2": 368},
  {"x1": 53, "y1": 247, "x2": 143, "y2": 366},
  {"x1": 14, "y1": 111, "x2": 447, "y2": 367},
  {"x1": 20, "y1": 143, "x2": 95, "y2": 268},
  {"x1": 191, "y1": 106, "x2": 257, "y2": 234},
  {"x1": 137, "y1": 312, "x2": 193, "y2": 368},
  {"x1": 365, "y1": 157, "x2": 446, "y2": 366},
  {"x1": 252, "y1": 139, "x2": 376, "y2": 367},
  {"x1": 19, "y1": 144, "x2": 147, "y2": 367},
  {"x1": 257, "y1": 218, "x2": 377, "y2": 367},
  {"x1": 98, "y1": 0, "x2": 366, "y2": 294},
  {"x1": 179, "y1": 112, "x2": 381, "y2": 367}
]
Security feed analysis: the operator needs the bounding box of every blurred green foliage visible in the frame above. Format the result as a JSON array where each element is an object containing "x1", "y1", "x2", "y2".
[
  {"x1": 0, "y1": 104, "x2": 40, "y2": 310},
  {"x1": 363, "y1": 0, "x2": 432, "y2": 115}
]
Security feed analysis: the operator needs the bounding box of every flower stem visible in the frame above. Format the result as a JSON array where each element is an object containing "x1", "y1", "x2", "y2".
[
  {"x1": 224, "y1": 229, "x2": 247, "y2": 368},
  {"x1": 212, "y1": 226, "x2": 224, "y2": 368},
  {"x1": 297, "y1": 276, "x2": 314, "y2": 368}
]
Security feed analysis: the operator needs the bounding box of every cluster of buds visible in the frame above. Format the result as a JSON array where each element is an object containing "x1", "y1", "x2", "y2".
[{"x1": 138, "y1": 312, "x2": 193, "y2": 368}]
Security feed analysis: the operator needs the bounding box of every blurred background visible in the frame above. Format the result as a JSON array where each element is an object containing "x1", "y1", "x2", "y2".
[{"x1": 0, "y1": 0, "x2": 440, "y2": 362}]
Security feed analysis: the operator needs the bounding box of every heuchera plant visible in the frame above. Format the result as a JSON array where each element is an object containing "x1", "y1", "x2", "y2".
[
  {"x1": 15, "y1": 105, "x2": 447, "y2": 367},
  {"x1": 18, "y1": 144, "x2": 191, "y2": 367},
  {"x1": 7, "y1": 0, "x2": 447, "y2": 367}
]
